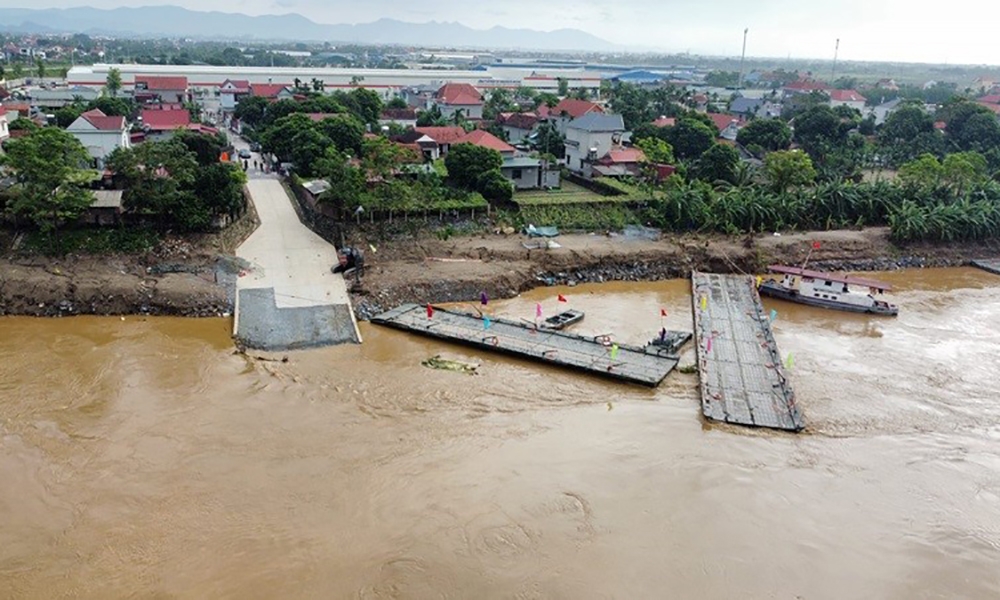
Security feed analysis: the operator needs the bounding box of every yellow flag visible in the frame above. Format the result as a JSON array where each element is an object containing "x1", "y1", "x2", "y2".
[
  {"x1": 700, "y1": 295, "x2": 707, "y2": 310},
  {"x1": 756, "y1": 275, "x2": 763, "y2": 287}
]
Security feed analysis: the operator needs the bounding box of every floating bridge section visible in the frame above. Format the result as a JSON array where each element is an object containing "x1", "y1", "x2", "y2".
[
  {"x1": 972, "y1": 259, "x2": 1000, "y2": 276},
  {"x1": 692, "y1": 272, "x2": 804, "y2": 432},
  {"x1": 372, "y1": 304, "x2": 680, "y2": 387}
]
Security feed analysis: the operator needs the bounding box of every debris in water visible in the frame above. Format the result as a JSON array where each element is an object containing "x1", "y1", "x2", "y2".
[{"x1": 421, "y1": 355, "x2": 479, "y2": 375}]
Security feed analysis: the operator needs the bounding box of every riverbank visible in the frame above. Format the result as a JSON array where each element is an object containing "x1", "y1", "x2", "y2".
[
  {"x1": 347, "y1": 227, "x2": 999, "y2": 320},
  {"x1": 2, "y1": 225, "x2": 997, "y2": 319}
]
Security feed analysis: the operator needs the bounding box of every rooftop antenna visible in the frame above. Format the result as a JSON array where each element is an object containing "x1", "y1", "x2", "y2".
[
  {"x1": 832, "y1": 38, "x2": 840, "y2": 81},
  {"x1": 738, "y1": 28, "x2": 748, "y2": 89}
]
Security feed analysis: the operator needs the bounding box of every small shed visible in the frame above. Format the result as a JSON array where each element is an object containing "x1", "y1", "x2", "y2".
[
  {"x1": 300, "y1": 179, "x2": 336, "y2": 218},
  {"x1": 83, "y1": 190, "x2": 124, "y2": 226}
]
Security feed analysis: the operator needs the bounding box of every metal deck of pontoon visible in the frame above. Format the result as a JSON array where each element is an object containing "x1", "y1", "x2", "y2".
[
  {"x1": 371, "y1": 303, "x2": 680, "y2": 387},
  {"x1": 692, "y1": 272, "x2": 804, "y2": 432}
]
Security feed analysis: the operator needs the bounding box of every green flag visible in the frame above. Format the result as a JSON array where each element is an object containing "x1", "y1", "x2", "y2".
[
  {"x1": 785, "y1": 353, "x2": 793, "y2": 369},
  {"x1": 610, "y1": 344, "x2": 620, "y2": 360}
]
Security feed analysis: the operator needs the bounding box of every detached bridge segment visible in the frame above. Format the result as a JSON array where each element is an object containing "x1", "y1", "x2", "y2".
[{"x1": 692, "y1": 272, "x2": 803, "y2": 432}]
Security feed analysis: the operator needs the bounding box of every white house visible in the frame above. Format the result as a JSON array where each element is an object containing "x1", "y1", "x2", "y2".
[
  {"x1": 828, "y1": 89, "x2": 867, "y2": 113},
  {"x1": 66, "y1": 109, "x2": 131, "y2": 169},
  {"x1": 432, "y1": 83, "x2": 483, "y2": 120},
  {"x1": 378, "y1": 108, "x2": 419, "y2": 129},
  {"x1": 0, "y1": 106, "x2": 9, "y2": 144},
  {"x1": 867, "y1": 98, "x2": 903, "y2": 126},
  {"x1": 564, "y1": 113, "x2": 627, "y2": 174},
  {"x1": 219, "y1": 79, "x2": 250, "y2": 112},
  {"x1": 540, "y1": 98, "x2": 604, "y2": 135}
]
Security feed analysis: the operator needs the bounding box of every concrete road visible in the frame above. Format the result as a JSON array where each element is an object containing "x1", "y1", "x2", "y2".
[{"x1": 234, "y1": 179, "x2": 360, "y2": 349}]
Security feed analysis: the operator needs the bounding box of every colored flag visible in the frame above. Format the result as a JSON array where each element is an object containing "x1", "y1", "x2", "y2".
[
  {"x1": 660, "y1": 308, "x2": 667, "y2": 317},
  {"x1": 480, "y1": 291, "x2": 489, "y2": 306},
  {"x1": 756, "y1": 275, "x2": 763, "y2": 287},
  {"x1": 558, "y1": 294, "x2": 567, "y2": 303},
  {"x1": 700, "y1": 295, "x2": 707, "y2": 311},
  {"x1": 785, "y1": 353, "x2": 794, "y2": 369},
  {"x1": 770, "y1": 309, "x2": 778, "y2": 323},
  {"x1": 369, "y1": 244, "x2": 377, "y2": 254},
  {"x1": 426, "y1": 304, "x2": 434, "y2": 319},
  {"x1": 610, "y1": 344, "x2": 619, "y2": 360},
  {"x1": 706, "y1": 336, "x2": 712, "y2": 353},
  {"x1": 536, "y1": 303, "x2": 543, "y2": 318},
  {"x1": 483, "y1": 316, "x2": 491, "y2": 330},
  {"x1": 812, "y1": 241, "x2": 821, "y2": 250}
]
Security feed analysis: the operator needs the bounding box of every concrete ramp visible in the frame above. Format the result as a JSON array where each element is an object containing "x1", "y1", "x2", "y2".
[{"x1": 234, "y1": 179, "x2": 360, "y2": 350}]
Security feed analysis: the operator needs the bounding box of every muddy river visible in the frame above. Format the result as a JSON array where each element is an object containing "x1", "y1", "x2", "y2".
[{"x1": 2, "y1": 268, "x2": 999, "y2": 598}]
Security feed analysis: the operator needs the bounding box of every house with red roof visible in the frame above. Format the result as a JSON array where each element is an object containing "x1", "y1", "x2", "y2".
[
  {"x1": 652, "y1": 116, "x2": 677, "y2": 128},
  {"x1": 250, "y1": 83, "x2": 295, "y2": 101},
  {"x1": 134, "y1": 75, "x2": 190, "y2": 105},
  {"x1": 66, "y1": 109, "x2": 131, "y2": 168},
  {"x1": 220, "y1": 79, "x2": 251, "y2": 112},
  {"x1": 0, "y1": 106, "x2": 9, "y2": 143},
  {"x1": 593, "y1": 147, "x2": 647, "y2": 178},
  {"x1": 407, "y1": 126, "x2": 469, "y2": 159},
  {"x1": 498, "y1": 112, "x2": 540, "y2": 144},
  {"x1": 828, "y1": 89, "x2": 867, "y2": 112},
  {"x1": 540, "y1": 98, "x2": 604, "y2": 134},
  {"x1": 140, "y1": 108, "x2": 192, "y2": 140},
  {"x1": 433, "y1": 83, "x2": 484, "y2": 120},
  {"x1": 455, "y1": 129, "x2": 516, "y2": 158},
  {"x1": 706, "y1": 113, "x2": 745, "y2": 141},
  {"x1": 379, "y1": 108, "x2": 419, "y2": 129}
]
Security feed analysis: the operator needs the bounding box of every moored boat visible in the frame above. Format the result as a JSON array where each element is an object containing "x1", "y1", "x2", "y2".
[
  {"x1": 541, "y1": 309, "x2": 585, "y2": 330},
  {"x1": 758, "y1": 265, "x2": 899, "y2": 316}
]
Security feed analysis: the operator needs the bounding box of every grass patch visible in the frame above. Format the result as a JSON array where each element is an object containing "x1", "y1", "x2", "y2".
[
  {"x1": 514, "y1": 181, "x2": 625, "y2": 206},
  {"x1": 519, "y1": 203, "x2": 641, "y2": 231},
  {"x1": 22, "y1": 227, "x2": 161, "y2": 256}
]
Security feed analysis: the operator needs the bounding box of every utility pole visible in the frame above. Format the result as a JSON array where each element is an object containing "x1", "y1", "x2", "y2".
[
  {"x1": 738, "y1": 28, "x2": 749, "y2": 89},
  {"x1": 832, "y1": 38, "x2": 840, "y2": 81}
]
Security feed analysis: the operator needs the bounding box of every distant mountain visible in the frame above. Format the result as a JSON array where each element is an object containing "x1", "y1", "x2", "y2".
[{"x1": 0, "y1": 6, "x2": 619, "y2": 52}]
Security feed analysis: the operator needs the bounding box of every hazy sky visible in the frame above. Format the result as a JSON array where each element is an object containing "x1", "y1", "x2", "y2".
[{"x1": 21, "y1": 0, "x2": 1000, "y2": 64}]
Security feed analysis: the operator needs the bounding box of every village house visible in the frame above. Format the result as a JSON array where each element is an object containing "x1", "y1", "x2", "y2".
[
  {"x1": 66, "y1": 108, "x2": 131, "y2": 169},
  {"x1": 828, "y1": 89, "x2": 867, "y2": 112},
  {"x1": 0, "y1": 106, "x2": 9, "y2": 143},
  {"x1": 452, "y1": 128, "x2": 558, "y2": 190},
  {"x1": 564, "y1": 112, "x2": 628, "y2": 176},
  {"x1": 378, "y1": 108, "x2": 419, "y2": 129},
  {"x1": 29, "y1": 85, "x2": 101, "y2": 109},
  {"x1": 249, "y1": 83, "x2": 295, "y2": 101},
  {"x1": 140, "y1": 108, "x2": 192, "y2": 141},
  {"x1": 867, "y1": 97, "x2": 903, "y2": 126},
  {"x1": 219, "y1": 79, "x2": 251, "y2": 112},
  {"x1": 395, "y1": 126, "x2": 468, "y2": 160},
  {"x1": 707, "y1": 113, "x2": 744, "y2": 141},
  {"x1": 82, "y1": 190, "x2": 124, "y2": 226},
  {"x1": 651, "y1": 116, "x2": 677, "y2": 128},
  {"x1": 592, "y1": 147, "x2": 647, "y2": 178},
  {"x1": 432, "y1": 83, "x2": 484, "y2": 120},
  {"x1": 539, "y1": 98, "x2": 604, "y2": 134},
  {"x1": 498, "y1": 112, "x2": 539, "y2": 144},
  {"x1": 134, "y1": 75, "x2": 191, "y2": 105}
]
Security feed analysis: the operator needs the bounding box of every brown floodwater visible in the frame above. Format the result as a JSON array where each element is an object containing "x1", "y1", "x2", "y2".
[{"x1": 2, "y1": 267, "x2": 1000, "y2": 599}]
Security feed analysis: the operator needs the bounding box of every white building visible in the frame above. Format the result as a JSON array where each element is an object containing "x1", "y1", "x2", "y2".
[
  {"x1": 66, "y1": 109, "x2": 131, "y2": 169},
  {"x1": 828, "y1": 89, "x2": 867, "y2": 113},
  {"x1": 0, "y1": 106, "x2": 9, "y2": 143},
  {"x1": 564, "y1": 113, "x2": 627, "y2": 174},
  {"x1": 867, "y1": 98, "x2": 903, "y2": 126},
  {"x1": 29, "y1": 85, "x2": 101, "y2": 109},
  {"x1": 219, "y1": 79, "x2": 251, "y2": 112}
]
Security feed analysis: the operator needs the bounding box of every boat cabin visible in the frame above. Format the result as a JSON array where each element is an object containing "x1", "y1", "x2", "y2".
[{"x1": 762, "y1": 265, "x2": 897, "y2": 315}]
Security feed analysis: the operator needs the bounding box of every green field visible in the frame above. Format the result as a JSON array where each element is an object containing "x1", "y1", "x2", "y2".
[{"x1": 514, "y1": 180, "x2": 640, "y2": 206}]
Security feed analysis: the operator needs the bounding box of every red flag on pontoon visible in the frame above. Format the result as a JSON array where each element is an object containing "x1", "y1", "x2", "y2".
[
  {"x1": 558, "y1": 294, "x2": 567, "y2": 302},
  {"x1": 426, "y1": 304, "x2": 434, "y2": 318},
  {"x1": 660, "y1": 308, "x2": 667, "y2": 317},
  {"x1": 812, "y1": 241, "x2": 821, "y2": 250}
]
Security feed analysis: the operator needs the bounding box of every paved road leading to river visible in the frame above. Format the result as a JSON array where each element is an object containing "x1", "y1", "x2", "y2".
[{"x1": 234, "y1": 178, "x2": 360, "y2": 350}]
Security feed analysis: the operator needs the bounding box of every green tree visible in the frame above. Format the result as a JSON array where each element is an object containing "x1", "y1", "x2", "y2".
[
  {"x1": 54, "y1": 105, "x2": 85, "y2": 128},
  {"x1": 736, "y1": 118, "x2": 792, "y2": 152},
  {"x1": 533, "y1": 122, "x2": 565, "y2": 159},
  {"x1": 317, "y1": 115, "x2": 365, "y2": 156},
  {"x1": 261, "y1": 113, "x2": 316, "y2": 161},
  {"x1": 705, "y1": 71, "x2": 740, "y2": 87},
  {"x1": 445, "y1": 143, "x2": 503, "y2": 189},
  {"x1": 105, "y1": 67, "x2": 122, "y2": 97},
  {"x1": 417, "y1": 104, "x2": 446, "y2": 127},
  {"x1": 664, "y1": 118, "x2": 717, "y2": 160},
  {"x1": 635, "y1": 137, "x2": 675, "y2": 164},
  {"x1": 8, "y1": 117, "x2": 39, "y2": 132},
  {"x1": 193, "y1": 162, "x2": 246, "y2": 216},
  {"x1": 87, "y1": 96, "x2": 133, "y2": 117},
  {"x1": 233, "y1": 95, "x2": 270, "y2": 129},
  {"x1": 0, "y1": 128, "x2": 94, "y2": 234},
  {"x1": 317, "y1": 151, "x2": 367, "y2": 210},
  {"x1": 484, "y1": 88, "x2": 514, "y2": 120},
  {"x1": 12, "y1": 63, "x2": 24, "y2": 79},
  {"x1": 571, "y1": 87, "x2": 590, "y2": 100},
  {"x1": 477, "y1": 169, "x2": 513, "y2": 202},
  {"x1": 35, "y1": 58, "x2": 45, "y2": 79},
  {"x1": 557, "y1": 78, "x2": 569, "y2": 97},
  {"x1": 106, "y1": 140, "x2": 200, "y2": 228},
  {"x1": 344, "y1": 87, "x2": 384, "y2": 125},
  {"x1": 175, "y1": 130, "x2": 227, "y2": 167},
  {"x1": 535, "y1": 92, "x2": 559, "y2": 110},
  {"x1": 289, "y1": 127, "x2": 333, "y2": 177},
  {"x1": 695, "y1": 143, "x2": 741, "y2": 184},
  {"x1": 387, "y1": 96, "x2": 408, "y2": 109},
  {"x1": 877, "y1": 103, "x2": 939, "y2": 166},
  {"x1": 897, "y1": 153, "x2": 944, "y2": 190},
  {"x1": 764, "y1": 150, "x2": 816, "y2": 192},
  {"x1": 942, "y1": 151, "x2": 988, "y2": 195}
]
